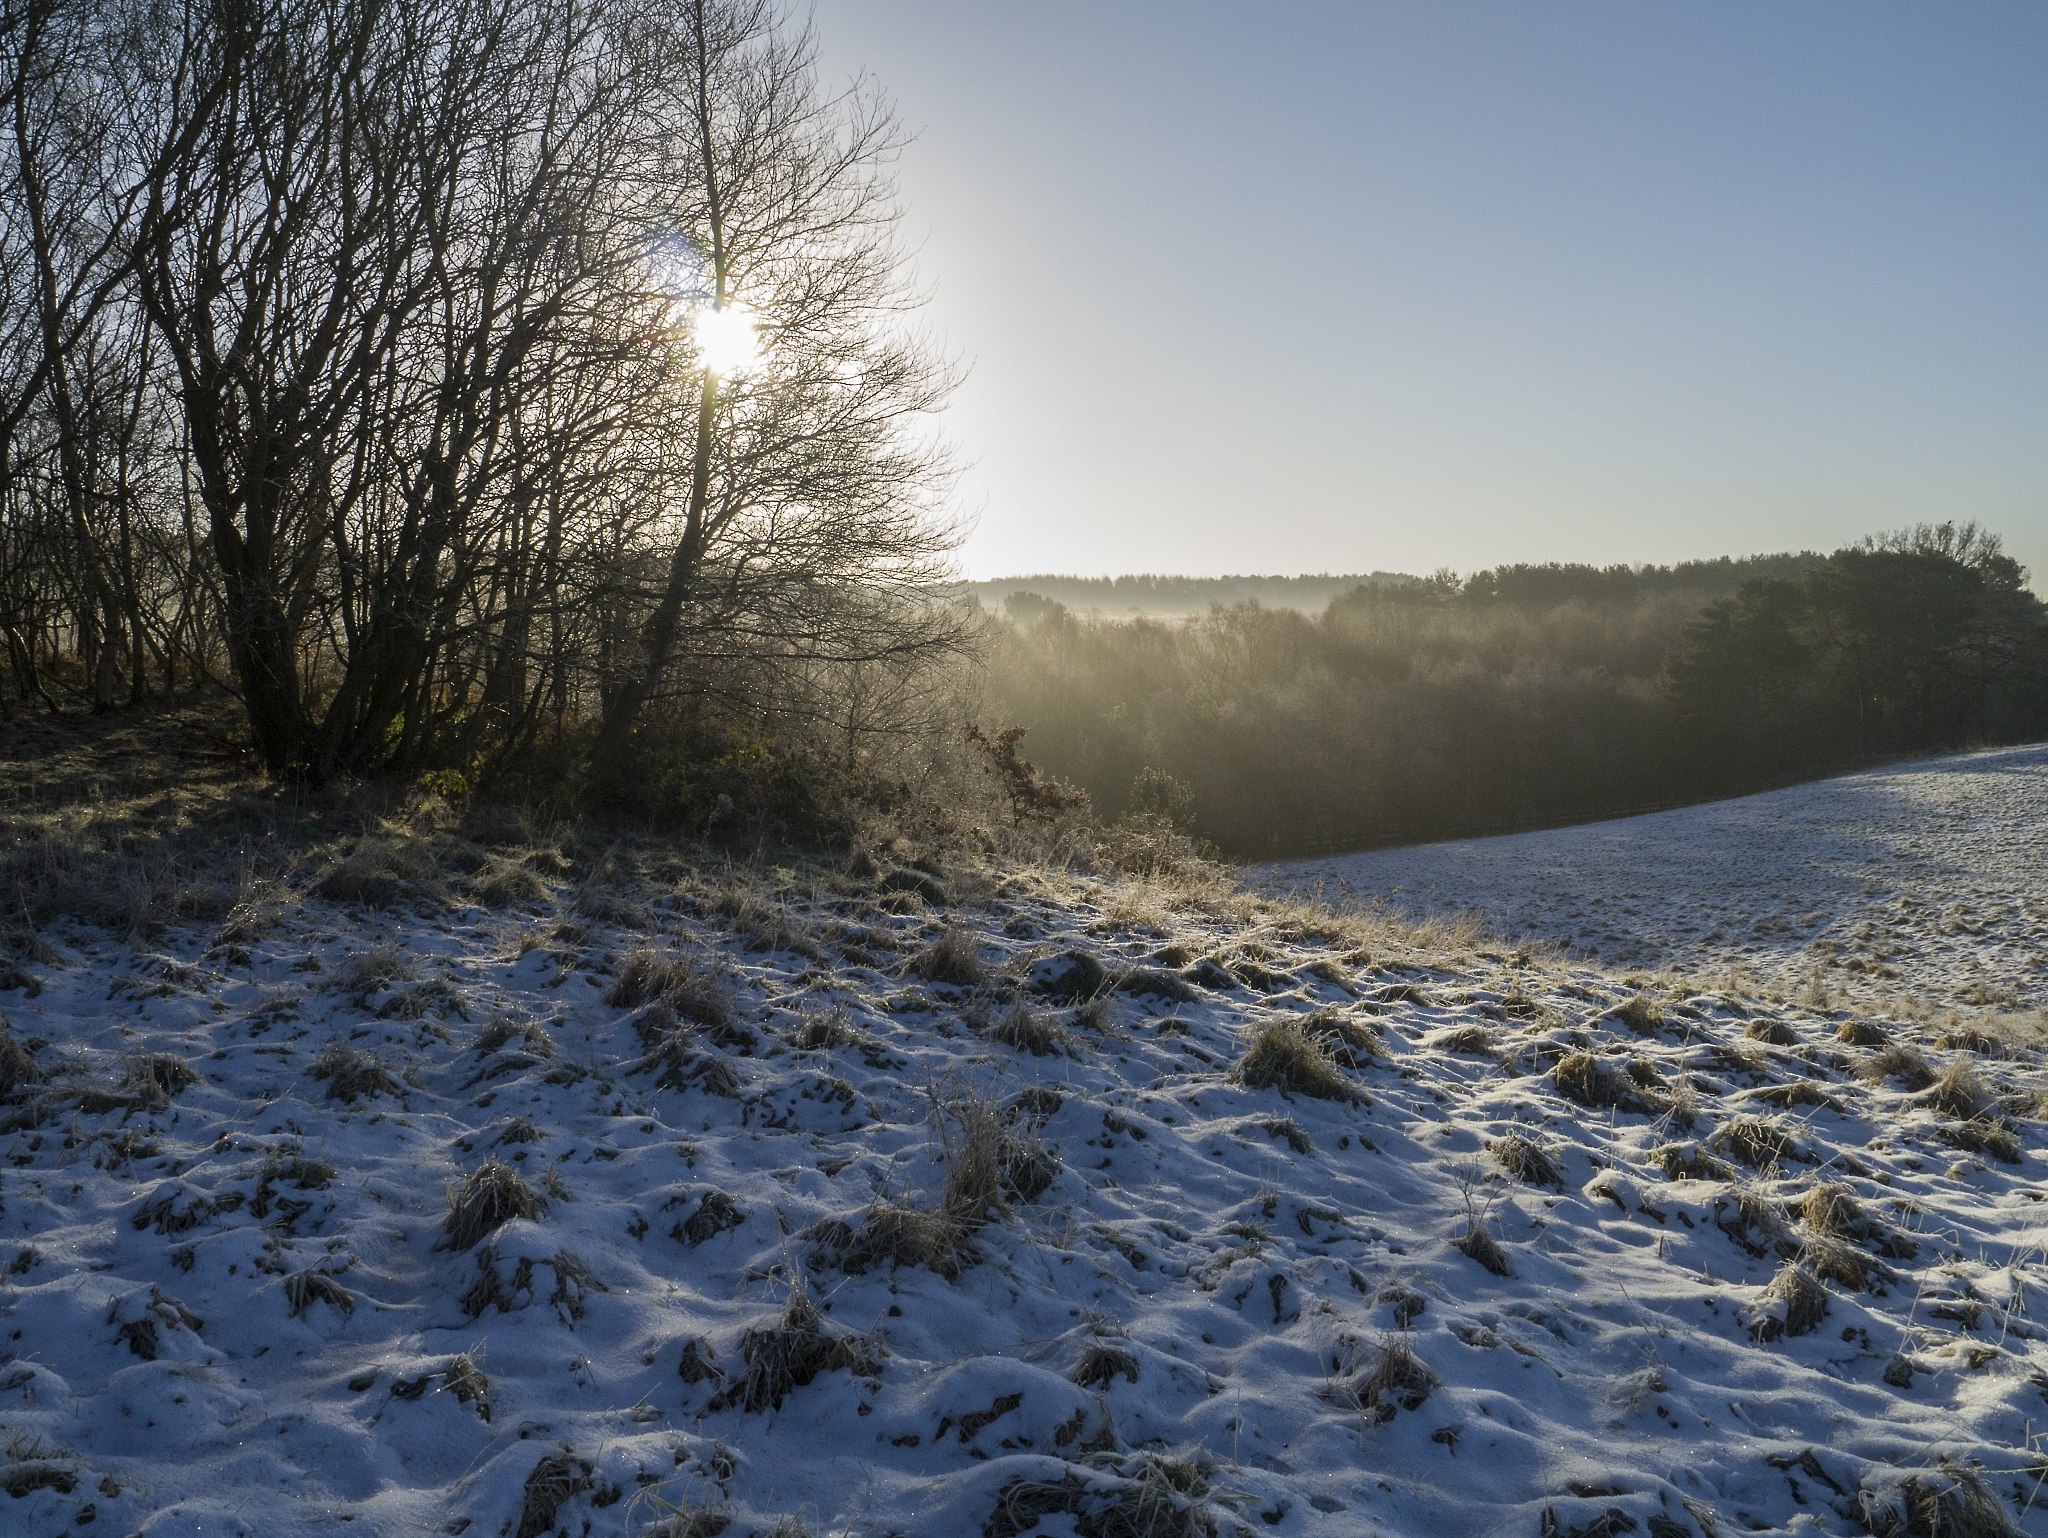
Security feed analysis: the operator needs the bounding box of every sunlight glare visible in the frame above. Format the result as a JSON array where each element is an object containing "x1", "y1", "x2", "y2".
[{"x1": 693, "y1": 303, "x2": 760, "y2": 376}]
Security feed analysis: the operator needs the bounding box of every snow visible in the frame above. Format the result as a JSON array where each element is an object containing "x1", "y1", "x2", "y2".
[
  {"x1": 1263, "y1": 744, "x2": 2048, "y2": 1011},
  {"x1": 0, "y1": 820, "x2": 2043, "y2": 1537}
]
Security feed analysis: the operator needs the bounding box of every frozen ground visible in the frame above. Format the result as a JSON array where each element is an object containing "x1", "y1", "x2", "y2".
[
  {"x1": 0, "y1": 830, "x2": 2044, "y2": 1538},
  {"x1": 1262, "y1": 744, "x2": 2048, "y2": 1011}
]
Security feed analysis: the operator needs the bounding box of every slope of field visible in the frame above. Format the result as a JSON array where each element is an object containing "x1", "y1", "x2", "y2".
[
  {"x1": 1263, "y1": 744, "x2": 2048, "y2": 1012},
  {"x1": 0, "y1": 829, "x2": 2044, "y2": 1538}
]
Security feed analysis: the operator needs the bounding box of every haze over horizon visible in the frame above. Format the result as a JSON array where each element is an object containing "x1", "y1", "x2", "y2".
[{"x1": 821, "y1": 2, "x2": 2048, "y2": 590}]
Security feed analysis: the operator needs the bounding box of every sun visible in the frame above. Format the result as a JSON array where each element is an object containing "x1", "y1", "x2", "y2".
[{"x1": 692, "y1": 303, "x2": 760, "y2": 376}]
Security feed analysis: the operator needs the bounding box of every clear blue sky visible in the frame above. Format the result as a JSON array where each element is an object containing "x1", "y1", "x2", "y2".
[{"x1": 816, "y1": 1, "x2": 2048, "y2": 587}]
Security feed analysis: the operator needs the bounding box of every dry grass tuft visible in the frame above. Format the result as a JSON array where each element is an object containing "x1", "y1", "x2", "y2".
[
  {"x1": 514, "y1": 1450, "x2": 593, "y2": 1538},
  {"x1": 1300, "y1": 1007, "x2": 1382, "y2": 1066},
  {"x1": 906, "y1": 929, "x2": 986, "y2": 988},
  {"x1": 1235, "y1": 1017, "x2": 1359, "y2": 1102},
  {"x1": 1553, "y1": 1051, "x2": 1664, "y2": 1115},
  {"x1": 719, "y1": 1277, "x2": 878, "y2": 1414},
  {"x1": 982, "y1": 1003, "x2": 1075, "y2": 1058},
  {"x1": 1614, "y1": 992, "x2": 1665, "y2": 1035},
  {"x1": 123, "y1": 1052, "x2": 198, "y2": 1104},
  {"x1": 1429, "y1": 1024, "x2": 1494, "y2": 1056},
  {"x1": 1836, "y1": 1019, "x2": 1889, "y2": 1047},
  {"x1": 477, "y1": 1016, "x2": 554, "y2": 1058},
  {"x1": 1492, "y1": 1134, "x2": 1565, "y2": 1189},
  {"x1": 0, "y1": 1029, "x2": 43, "y2": 1099},
  {"x1": 1859, "y1": 1462, "x2": 2021, "y2": 1538},
  {"x1": 1801, "y1": 1236, "x2": 1894, "y2": 1293},
  {"x1": 311, "y1": 1042, "x2": 402, "y2": 1103},
  {"x1": 1800, "y1": 1182, "x2": 1863, "y2": 1237},
  {"x1": 1744, "y1": 1018, "x2": 1798, "y2": 1046},
  {"x1": 606, "y1": 948, "x2": 734, "y2": 1028},
  {"x1": 1859, "y1": 1046, "x2": 1935, "y2": 1091},
  {"x1": 1347, "y1": 1336, "x2": 1440, "y2": 1422},
  {"x1": 443, "y1": 1353, "x2": 492, "y2": 1420},
  {"x1": 1924, "y1": 1059, "x2": 1990, "y2": 1120},
  {"x1": 1456, "y1": 1220, "x2": 1512, "y2": 1276},
  {"x1": 1114, "y1": 966, "x2": 1199, "y2": 1003},
  {"x1": 436, "y1": 1161, "x2": 546, "y2": 1252},
  {"x1": 1937, "y1": 1027, "x2": 2001, "y2": 1055},
  {"x1": 473, "y1": 856, "x2": 552, "y2": 908},
  {"x1": 985, "y1": 1453, "x2": 1219, "y2": 1538},
  {"x1": 283, "y1": 1268, "x2": 355, "y2": 1317},
  {"x1": 1744, "y1": 1080, "x2": 1841, "y2": 1112},
  {"x1": 1656, "y1": 1142, "x2": 1733, "y2": 1182},
  {"x1": 1716, "y1": 1117, "x2": 1796, "y2": 1169},
  {"x1": 1749, "y1": 1261, "x2": 1828, "y2": 1342},
  {"x1": 316, "y1": 837, "x2": 441, "y2": 908},
  {"x1": 1071, "y1": 1340, "x2": 1141, "y2": 1389},
  {"x1": 1715, "y1": 1185, "x2": 1796, "y2": 1258}
]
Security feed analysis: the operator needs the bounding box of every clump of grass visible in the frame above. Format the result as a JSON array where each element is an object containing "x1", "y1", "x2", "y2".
[
  {"x1": 514, "y1": 1450, "x2": 593, "y2": 1538},
  {"x1": 606, "y1": 948, "x2": 734, "y2": 1028},
  {"x1": 1492, "y1": 1134, "x2": 1564, "y2": 1190},
  {"x1": 718, "y1": 1277, "x2": 878, "y2": 1414},
  {"x1": 122, "y1": 1051, "x2": 198, "y2": 1104},
  {"x1": 1235, "y1": 1017, "x2": 1359, "y2": 1102},
  {"x1": 474, "y1": 857, "x2": 552, "y2": 908},
  {"x1": 283, "y1": 1268, "x2": 355, "y2": 1317},
  {"x1": 1456, "y1": 1219, "x2": 1511, "y2": 1276},
  {"x1": 1614, "y1": 992, "x2": 1665, "y2": 1035},
  {"x1": 1937, "y1": 1026, "x2": 2001, "y2": 1055},
  {"x1": 1800, "y1": 1181, "x2": 1862, "y2": 1236},
  {"x1": 0, "y1": 1028, "x2": 43, "y2": 1099},
  {"x1": 678, "y1": 1191, "x2": 746, "y2": 1245},
  {"x1": 1553, "y1": 1051, "x2": 1664, "y2": 1114},
  {"x1": 476, "y1": 1016, "x2": 554, "y2": 1059},
  {"x1": 1071, "y1": 1340, "x2": 1141, "y2": 1389},
  {"x1": 1940, "y1": 1118, "x2": 2022, "y2": 1165},
  {"x1": 312, "y1": 1042, "x2": 402, "y2": 1103},
  {"x1": 1924, "y1": 1059, "x2": 1990, "y2": 1120},
  {"x1": 1744, "y1": 1018, "x2": 1798, "y2": 1046},
  {"x1": 906, "y1": 929, "x2": 986, "y2": 988},
  {"x1": 1347, "y1": 1336, "x2": 1440, "y2": 1422},
  {"x1": 1262, "y1": 1116, "x2": 1314, "y2": 1155},
  {"x1": 986, "y1": 1454, "x2": 1218, "y2": 1538},
  {"x1": 315, "y1": 837, "x2": 441, "y2": 908},
  {"x1": 1836, "y1": 1019, "x2": 1889, "y2": 1047},
  {"x1": 1715, "y1": 1185, "x2": 1796, "y2": 1258},
  {"x1": 1656, "y1": 1141, "x2": 1733, "y2": 1181},
  {"x1": 443, "y1": 1353, "x2": 491, "y2": 1420},
  {"x1": 1429, "y1": 1024, "x2": 1494, "y2": 1056},
  {"x1": 982, "y1": 1003, "x2": 1075, "y2": 1058},
  {"x1": 1801, "y1": 1236, "x2": 1893, "y2": 1293},
  {"x1": 1858, "y1": 1461, "x2": 2022, "y2": 1538},
  {"x1": 1300, "y1": 1007, "x2": 1382, "y2": 1065},
  {"x1": 1745, "y1": 1080, "x2": 1841, "y2": 1112},
  {"x1": 1716, "y1": 1117, "x2": 1796, "y2": 1169},
  {"x1": 1114, "y1": 966, "x2": 1199, "y2": 1003},
  {"x1": 1858, "y1": 1045, "x2": 1935, "y2": 1090},
  {"x1": 436, "y1": 1161, "x2": 546, "y2": 1252},
  {"x1": 1749, "y1": 1262, "x2": 1827, "y2": 1342}
]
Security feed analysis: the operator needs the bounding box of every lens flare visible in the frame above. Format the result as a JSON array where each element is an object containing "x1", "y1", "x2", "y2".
[{"x1": 692, "y1": 303, "x2": 760, "y2": 376}]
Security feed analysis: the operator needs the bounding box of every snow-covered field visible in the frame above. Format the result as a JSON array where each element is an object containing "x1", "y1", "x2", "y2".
[
  {"x1": 1263, "y1": 744, "x2": 2048, "y2": 1011},
  {"x1": 1, "y1": 819, "x2": 2045, "y2": 1537}
]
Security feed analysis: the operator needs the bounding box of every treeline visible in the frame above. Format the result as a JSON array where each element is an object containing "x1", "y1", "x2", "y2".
[
  {"x1": 952, "y1": 572, "x2": 1408, "y2": 618},
  {"x1": 980, "y1": 526, "x2": 2048, "y2": 858},
  {"x1": 0, "y1": 0, "x2": 961, "y2": 816}
]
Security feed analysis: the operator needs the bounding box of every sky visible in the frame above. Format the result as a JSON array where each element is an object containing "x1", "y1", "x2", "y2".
[{"x1": 814, "y1": 1, "x2": 2048, "y2": 587}]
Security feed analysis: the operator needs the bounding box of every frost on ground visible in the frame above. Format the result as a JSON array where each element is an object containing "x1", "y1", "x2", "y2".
[
  {"x1": 1, "y1": 811, "x2": 2046, "y2": 1536},
  {"x1": 1264, "y1": 743, "x2": 2048, "y2": 1012}
]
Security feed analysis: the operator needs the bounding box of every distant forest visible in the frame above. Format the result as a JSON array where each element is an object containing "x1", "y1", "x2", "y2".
[
  {"x1": 951, "y1": 572, "x2": 1408, "y2": 617},
  {"x1": 980, "y1": 525, "x2": 2048, "y2": 858}
]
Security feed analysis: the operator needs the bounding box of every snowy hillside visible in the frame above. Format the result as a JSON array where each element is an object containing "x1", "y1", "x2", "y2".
[
  {"x1": 1264, "y1": 744, "x2": 2048, "y2": 1012},
  {"x1": 1, "y1": 822, "x2": 2044, "y2": 1537}
]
